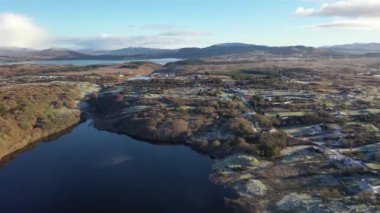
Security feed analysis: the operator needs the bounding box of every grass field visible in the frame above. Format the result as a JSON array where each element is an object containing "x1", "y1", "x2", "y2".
[{"x1": 366, "y1": 163, "x2": 380, "y2": 170}]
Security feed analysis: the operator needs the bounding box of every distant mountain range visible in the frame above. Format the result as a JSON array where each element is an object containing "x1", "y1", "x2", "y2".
[
  {"x1": 322, "y1": 43, "x2": 380, "y2": 54},
  {"x1": 162, "y1": 43, "x2": 332, "y2": 59},
  {"x1": 1, "y1": 43, "x2": 379, "y2": 61}
]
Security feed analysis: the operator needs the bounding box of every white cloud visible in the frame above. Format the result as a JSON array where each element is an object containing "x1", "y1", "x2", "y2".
[
  {"x1": 0, "y1": 12, "x2": 210, "y2": 49},
  {"x1": 49, "y1": 24, "x2": 211, "y2": 49},
  {"x1": 295, "y1": 0, "x2": 380, "y2": 30},
  {"x1": 0, "y1": 13, "x2": 49, "y2": 48},
  {"x1": 295, "y1": 7, "x2": 317, "y2": 16},
  {"x1": 316, "y1": 18, "x2": 380, "y2": 29},
  {"x1": 295, "y1": 0, "x2": 380, "y2": 17},
  {"x1": 53, "y1": 34, "x2": 209, "y2": 50}
]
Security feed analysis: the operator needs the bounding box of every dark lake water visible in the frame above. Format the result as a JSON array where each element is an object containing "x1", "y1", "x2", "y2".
[
  {"x1": 0, "y1": 121, "x2": 233, "y2": 213},
  {"x1": 0, "y1": 58, "x2": 181, "y2": 66}
]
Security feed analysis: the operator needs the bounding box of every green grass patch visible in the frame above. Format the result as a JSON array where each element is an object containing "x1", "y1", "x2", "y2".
[
  {"x1": 281, "y1": 125, "x2": 314, "y2": 136},
  {"x1": 178, "y1": 106, "x2": 195, "y2": 110},
  {"x1": 217, "y1": 91, "x2": 234, "y2": 98},
  {"x1": 366, "y1": 163, "x2": 380, "y2": 170},
  {"x1": 266, "y1": 111, "x2": 305, "y2": 117}
]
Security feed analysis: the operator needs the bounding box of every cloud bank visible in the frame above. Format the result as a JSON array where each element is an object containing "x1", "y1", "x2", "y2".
[
  {"x1": 0, "y1": 13, "x2": 210, "y2": 50},
  {"x1": 0, "y1": 13, "x2": 49, "y2": 48},
  {"x1": 317, "y1": 18, "x2": 380, "y2": 29},
  {"x1": 295, "y1": 0, "x2": 380, "y2": 29},
  {"x1": 295, "y1": 0, "x2": 380, "y2": 18},
  {"x1": 54, "y1": 34, "x2": 208, "y2": 50}
]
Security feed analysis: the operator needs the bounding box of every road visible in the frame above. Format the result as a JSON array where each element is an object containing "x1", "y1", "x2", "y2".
[{"x1": 236, "y1": 90, "x2": 256, "y2": 113}]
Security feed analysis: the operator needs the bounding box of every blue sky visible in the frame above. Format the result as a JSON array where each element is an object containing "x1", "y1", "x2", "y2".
[{"x1": 1, "y1": 0, "x2": 380, "y2": 49}]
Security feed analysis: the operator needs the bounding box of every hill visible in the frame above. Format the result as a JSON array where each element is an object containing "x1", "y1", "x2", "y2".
[
  {"x1": 322, "y1": 43, "x2": 380, "y2": 54},
  {"x1": 0, "y1": 43, "x2": 339, "y2": 61},
  {"x1": 161, "y1": 43, "x2": 332, "y2": 59}
]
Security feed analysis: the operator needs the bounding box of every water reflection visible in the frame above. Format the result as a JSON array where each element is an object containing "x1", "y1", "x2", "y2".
[{"x1": 0, "y1": 120, "x2": 233, "y2": 213}]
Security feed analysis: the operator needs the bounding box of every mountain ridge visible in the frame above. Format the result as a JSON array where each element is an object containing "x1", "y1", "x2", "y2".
[
  {"x1": 322, "y1": 43, "x2": 380, "y2": 54},
  {"x1": 1, "y1": 42, "x2": 379, "y2": 61}
]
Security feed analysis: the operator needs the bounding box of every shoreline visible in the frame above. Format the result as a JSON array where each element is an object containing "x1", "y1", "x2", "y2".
[
  {"x1": 91, "y1": 116, "x2": 228, "y2": 159},
  {"x1": 0, "y1": 116, "x2": 85, "y2": 163},
  {"x1": 0, "y1": 82, "x2": 99, "y2": 163},
  {"x1": 94, "y1": 124, "x2": 219, "y2": 158}
]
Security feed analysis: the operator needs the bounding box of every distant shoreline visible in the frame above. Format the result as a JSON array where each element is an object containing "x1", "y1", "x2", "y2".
[{"x1": 0, "y1": 58, "x2": 182, "y2": 66}]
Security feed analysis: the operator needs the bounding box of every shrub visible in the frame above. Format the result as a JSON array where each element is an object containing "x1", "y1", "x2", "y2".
[
  {"x1": 171, "y1": 119, "x2": 190, "y2": 138},
  {"x1": 0, "y1": 104, "x2": 7, "y2": 116},
  {"x1": 192, "y1": 139, "x2": 209, "y2": 153},
  {"x1": 64, "y1": 99, "x2": 77, "y2": 109},
  {"x1": 235, "y1": 139, "x2": 256, "y2": 154},
  {"x1": 301, "y1": 110, "x2": 335, "y2": 124},
  {"x1": 224, "y1": 118, "x2": 254, "y2": 136},
  {"x1": 210, "y1": 78, "x2": 222, "y2": 84},
  {"x1": 0, "y1": 84, "x2": 82, "y2": 149},
  {"x1": 259, "y1": 132, "x2": 288, "y2": 158},
  {"x1": 373, "y1": 152, "x2": 380, "y2": 162},
  {"x1": 255, "y1": 114, "x2": 279, "y2": 128},
  {"x1": 53, "y1": 100, "x2": 64, "y2": 109},
  {"x1": 318, "y1": 188, "x2": 343, "y2": 199},
  {"x1": 356, "y1": 191, "x2": 376, "y2": 203},
  {"x1": 250, "y1": 95, "x2": 265, "y2": 109},
  {"x1": 210, "y1": 140, "x2": 222, "y2": 150}
]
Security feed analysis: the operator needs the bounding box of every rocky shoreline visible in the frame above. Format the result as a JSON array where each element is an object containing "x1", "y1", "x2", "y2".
[{"x1": 86, "y1": 80, "x2": 380, "y2": 212}]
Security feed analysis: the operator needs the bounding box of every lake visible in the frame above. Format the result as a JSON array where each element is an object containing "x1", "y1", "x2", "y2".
[
  {"x1": 0, "y1": 120, "x2": 233, "y2": 213},
  {"x1": 0, "y1": 58, "x2": 181, "y2": 66}
]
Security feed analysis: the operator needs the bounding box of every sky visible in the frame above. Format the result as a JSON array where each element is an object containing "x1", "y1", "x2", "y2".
[{"x1": 1, "y1": 0, "x2": 380, "y2": 50}]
